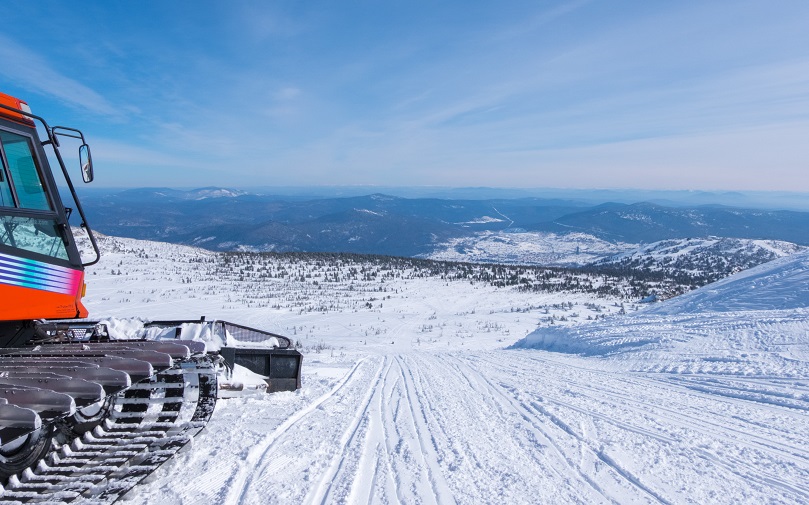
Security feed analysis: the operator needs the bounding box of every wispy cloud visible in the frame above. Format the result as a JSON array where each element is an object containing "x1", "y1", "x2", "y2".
[
  {"x1": 3, "y1": 1, "x2": 808, "y2": 191},
  {"x1": 0, "y1": 34, "x2": 119, "y2": 118}
]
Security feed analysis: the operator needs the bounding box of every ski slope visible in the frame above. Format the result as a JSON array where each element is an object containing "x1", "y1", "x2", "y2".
[
  {"x1": 77, "y1": 236, "x2": 809, "y2": 504},
  {"x1": 113, "y1": 349, "x2": 808, "y2": 505}
]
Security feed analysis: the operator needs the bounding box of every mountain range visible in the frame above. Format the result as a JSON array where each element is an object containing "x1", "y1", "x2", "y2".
[{"x1": 75, "y1": 187, "x2": 809, "y2": 259}]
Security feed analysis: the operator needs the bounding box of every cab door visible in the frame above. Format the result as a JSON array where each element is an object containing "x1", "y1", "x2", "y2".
[{"x1": 0, "y1": 125, "x2": 86, "y2": 320}]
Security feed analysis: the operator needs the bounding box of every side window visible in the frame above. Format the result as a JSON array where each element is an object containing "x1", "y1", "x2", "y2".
[
  {"x1": 0, "y1": 167, "x2": 12, "y2": 206},
  {"x1": 0, "y1": 130, "x2": 51, "y2": 210},
  {"x1": 0, "y1": 146, "x2": 12, "y2": 206}
]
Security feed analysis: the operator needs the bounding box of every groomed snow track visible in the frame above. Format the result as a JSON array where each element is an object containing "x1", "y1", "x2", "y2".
[
  {"x1": 0, "y1": 340, "x2": 217, "y2": 504},
  {"x1": 140, "y1": 349, "x2": 809, "y2": 505}
]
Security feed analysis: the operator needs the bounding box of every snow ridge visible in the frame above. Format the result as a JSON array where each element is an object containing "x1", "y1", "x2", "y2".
[{"x1": 515, "y1": 249, "x2": 809, "y2": 377}]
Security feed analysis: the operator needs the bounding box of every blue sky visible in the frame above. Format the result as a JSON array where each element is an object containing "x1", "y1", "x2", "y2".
[{"x1": 1, "y1": 0, "x2": 808, "y2": 191}]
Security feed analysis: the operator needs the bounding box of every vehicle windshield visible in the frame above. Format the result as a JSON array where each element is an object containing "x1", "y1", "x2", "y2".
[{"x1": 0, "y1": 129, "x2": 51, "y2": 210}]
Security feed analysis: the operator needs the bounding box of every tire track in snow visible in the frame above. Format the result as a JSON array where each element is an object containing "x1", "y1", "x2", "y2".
[
  {"x1": 404, "y1": 353, "x2": 612, "y2": 504},
  {"x1": 569, "y1": 374, "x2": 809, "y2": 467},
  {"x1": 306, "y1": 356, "x2": 391, "y2": 504},
  {"x1": 393, "y1": 355, "x2": 458, "y2": 505},
  {"x1": 346, "y1": 356, "x2": 399, "y2": 504},
  {"x1": 444, "y1": 354, "x2": 665, "y2": 505},
  {"x1": 336, "y1": 354, "x2": 457, "y2": 505},
  {"x1": 557, "y1": 373, "x2": 809, "y2": 502},
  {"x1": 306, "y1": 353, "x2": 458, "y2": 505},
  {"x1": 690, "y1": 444, "x2": 809, "y2": 502},
  {"x1": 467, "y1": 351, "x2": 809, "y2": 503},
  {"x1": 481, "y1": 352, "x2": 809, "y2": 464},
  {"x1": 222, "y1": 357, "x2": 377, "y2": 505}
]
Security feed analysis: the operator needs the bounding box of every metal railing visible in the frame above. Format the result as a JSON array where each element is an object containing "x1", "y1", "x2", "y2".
[
  {"x1": 143, "y1": 318, "x2": 293, "y2": 348},
  {"x1": 212, "y1": 320, "x2": 293, "y2": 348},
  {"x1": 37, "y1": 318, "x2": 294, "y2": 349}
]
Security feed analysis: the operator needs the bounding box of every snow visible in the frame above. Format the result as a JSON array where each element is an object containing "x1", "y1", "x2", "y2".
[
  {"x1": 426, "y1": 232, "x2": 804, "y2": 273},
  {"x1": 355, "y1": 208, "x2": 385, "y2": 217},
  {"x1": 600, "y1": 237, "x2": 803, "y2": 268},
  {"x1": 646, "y1": 249, "x2": 809, "y2": 314},
  {"x1": 426, "y1": 231, "x2": 632, "y2": 266},
  {"x1": 219, "y1": 364, "x2": 276, "y2": 394},
  {"x1": 515, "y1": 250, "x2": 809, "y2": 373},
  {"x1": 72, "y1": 232, "x2": 809, "y2": 504},
  {"x1": 455, "y1": 216, "x2": 504, "y2": 224}
]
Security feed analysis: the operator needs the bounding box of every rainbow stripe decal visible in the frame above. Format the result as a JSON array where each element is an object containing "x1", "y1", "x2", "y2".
[{"x1": 0, "y1": 251, "x2": 82, "y2": 295}]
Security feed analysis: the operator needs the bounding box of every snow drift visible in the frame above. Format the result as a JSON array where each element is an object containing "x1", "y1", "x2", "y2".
[{"x1": 513, "y1": 250, "x2": 809, "y2": 367}]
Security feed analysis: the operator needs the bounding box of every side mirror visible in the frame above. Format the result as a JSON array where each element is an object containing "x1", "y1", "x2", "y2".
[{"x1": 79, "y1": 144, "x2": 94, "y2": 183}]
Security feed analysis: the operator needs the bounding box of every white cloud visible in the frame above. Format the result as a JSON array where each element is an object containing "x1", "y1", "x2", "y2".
[{"x1": 0, "y1": 34, "x2": 119, "y2": 118}]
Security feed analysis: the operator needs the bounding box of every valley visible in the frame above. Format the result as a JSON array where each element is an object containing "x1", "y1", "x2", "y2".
[{"x1": 73, "y1": 231, "x2": 809, "y2": 504}]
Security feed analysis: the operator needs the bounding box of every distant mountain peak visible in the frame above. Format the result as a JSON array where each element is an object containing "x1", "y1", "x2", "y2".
[
  {"x1": 369, "y1": 193, "x2": 397, "y2": 201},
  {"x1": 187, "y1": 187, "x2": 247, "y2": 199}
]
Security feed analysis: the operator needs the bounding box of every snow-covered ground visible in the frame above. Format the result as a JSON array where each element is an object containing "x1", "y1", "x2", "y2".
[
  {"x1": 76, "y1": 233, "x2": 809, "y2": 504},
  {"x1": 425, "y1": 231, "x2": 631, "y2": 266},
  {"x1": 594, "y1": 237, "x2": 805, "y2": 282},
  {"x1": 426, "y1": 231, "x2": 804, "y2": 275}
]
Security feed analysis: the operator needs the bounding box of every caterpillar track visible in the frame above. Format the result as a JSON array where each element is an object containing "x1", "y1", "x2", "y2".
[{"x1": 0, "y1": 340, "x2": 218, "y2": 503}]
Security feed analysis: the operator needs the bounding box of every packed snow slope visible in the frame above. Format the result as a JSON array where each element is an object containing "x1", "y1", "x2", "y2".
[
  {"x1": 76, "y1": 234, "x2": 809, "y2": 505},
  {"x1": 515, "y1": 249, "x2": 809, "y2": 376}
]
